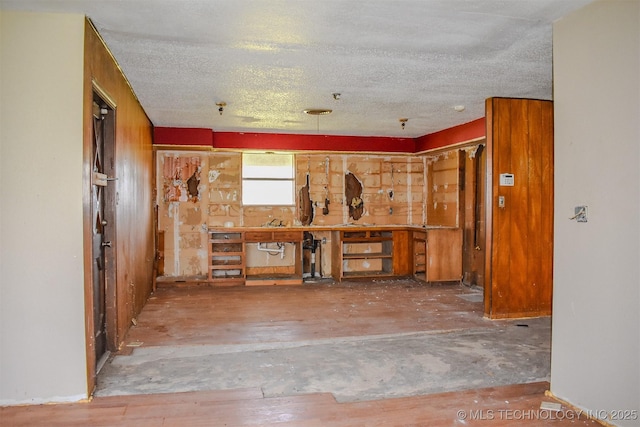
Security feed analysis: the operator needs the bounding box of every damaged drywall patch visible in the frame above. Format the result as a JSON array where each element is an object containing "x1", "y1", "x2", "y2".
[
  {"x1": 187, "y1": 170, "x2": 199, "y2": 199},
  {"x1": 345, "y1": 172, "x2": 364, "y2": 220},
  {"x1": 299, "y1": 174, "x2": 314, "y2": 225},
  {"x1": 163, "y1": 155, "x2": 202, "y2": 203}
]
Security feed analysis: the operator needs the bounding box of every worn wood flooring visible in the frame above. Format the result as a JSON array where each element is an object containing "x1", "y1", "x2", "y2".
[{"x1": 1, "y1": 280, "x2": 599, "y2": 426}]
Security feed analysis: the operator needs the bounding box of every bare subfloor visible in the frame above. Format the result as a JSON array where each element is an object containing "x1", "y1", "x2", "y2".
[
  {"x1": 96, "y1": 281, "x2": 550, "y2": 401},
  {"x1": 1, "y1": 280, "x2": 598, "y2": 426}
]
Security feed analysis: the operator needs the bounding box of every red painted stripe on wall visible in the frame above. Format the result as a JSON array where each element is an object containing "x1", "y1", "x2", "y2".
[
  {"x1": 153, "y1": 118, "x2": 485, "y2": 153},
  {"x1": 212, "y1": 132, "x2": 416, "y2": 153},
  {"x1": 414, "y1": 118, "x2": 486, "y2": 152},
  {"x1": 154, "y1": 127, "x2": 213, "y2": 146}
]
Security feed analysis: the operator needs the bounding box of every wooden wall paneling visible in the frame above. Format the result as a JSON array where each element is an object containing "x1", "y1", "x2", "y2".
[
  {"x1": 508, "y1": 100, "x2": 530, "y2": 314},
  {"x1": 83, "y1": 19, "x2": 154, "y2": 392},
  {"x1": 490, "y1": 99, "x2": 514, "y2": 316},
  {"x1": 485, "y1": 98, "x2": 553, "y2": 318},
  {"x1": 524, "y1": 100, "x2": 554, "y2": 314},
  {"x1": 525, "y1": 101, "x2": 543, "y2": 313}
]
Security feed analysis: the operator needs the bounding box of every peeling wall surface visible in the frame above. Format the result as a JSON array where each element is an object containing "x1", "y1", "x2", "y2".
[{"x1": 157, "y1": 150, "x2": 464, "y2": 278}]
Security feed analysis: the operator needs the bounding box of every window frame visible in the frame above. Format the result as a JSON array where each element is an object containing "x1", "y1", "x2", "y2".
[{"x1": 241, "y1": 152, "x2": 295, "y2": 206}]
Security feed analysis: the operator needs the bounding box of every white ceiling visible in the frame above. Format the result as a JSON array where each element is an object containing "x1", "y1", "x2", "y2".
[{"x1": 2, "y1": 0, "x2": 593, "y2": 138}]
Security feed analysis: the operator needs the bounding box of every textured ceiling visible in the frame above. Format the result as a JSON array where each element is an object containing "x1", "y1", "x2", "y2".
[{"x1": 3, "y1": 0, "x2": 593, "y2": 138}]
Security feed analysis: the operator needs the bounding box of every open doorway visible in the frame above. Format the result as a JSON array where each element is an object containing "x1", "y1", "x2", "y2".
[{"x1": 460, "y1": 143, "x2": 486, "y2": 290}]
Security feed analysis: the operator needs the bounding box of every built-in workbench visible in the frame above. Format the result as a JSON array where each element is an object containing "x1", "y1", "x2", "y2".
[{"x1": 207, "y1": 226, "x2": 462, "y2": 286}]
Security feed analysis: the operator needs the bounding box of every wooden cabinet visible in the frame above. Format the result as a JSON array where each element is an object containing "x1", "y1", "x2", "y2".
[
  {"x1": 412, "y1": 230, "x2": 427, "y2": 281},
  {"x1": 413, "y1": 228, "x2": 463, "y2": 282},
  {"x1": 208, "y1": 229, "x2": 245, "y2": 285},
  {"x1": 425, "y1": 228, "x2": 462, "y2": 282},
  {"x1": 331, "y1": 229, "x2": 411, "y2": 281},
  {"x1": 208, "y1": 228, "x2": 304, "y2": 286},
  {"x1": 244, "y1": 229, "x2": 303, "y2": 285}
]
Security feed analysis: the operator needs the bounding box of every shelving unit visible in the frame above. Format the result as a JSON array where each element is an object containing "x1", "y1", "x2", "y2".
[
  {"x1": 331, "y1": 229, "x2": 397, "y2": 280},
  {"x1": 205, "y1": 226, "x2": 457, "y2": 285},
  {"x1": 208, "y1": 229, "x2": 245, "y2": 285},
  {"x1": 412, "y1": 230, "x2": 427, "y2": 281}
]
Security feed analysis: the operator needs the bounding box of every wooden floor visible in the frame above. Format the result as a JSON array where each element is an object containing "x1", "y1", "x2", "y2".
[
  {"x1": 125, "y1": 280, "x2": 493, "y2": 348},
  {"x1": 1, "y1": 280, "x2": 599, "y2": 426}
]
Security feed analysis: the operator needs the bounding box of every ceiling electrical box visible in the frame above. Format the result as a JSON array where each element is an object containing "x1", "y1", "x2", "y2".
[{"x1": 499, "y1": 173, "x2": 515, "y2": 186}]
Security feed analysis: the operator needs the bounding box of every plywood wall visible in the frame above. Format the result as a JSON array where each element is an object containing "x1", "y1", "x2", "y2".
[
  {"x1": 426, "y1": 150, "x2": 460, "y2": 227},
  {"x1": 157, "y1": 150, "x2": 433, "y2": 278},
  {"x1": 295, "y1": 154, "x2": 426, "y2": 226}
]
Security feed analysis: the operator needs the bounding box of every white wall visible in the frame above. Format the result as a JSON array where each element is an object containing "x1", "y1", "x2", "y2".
[
  {"x1": 0, "y1": 11, "x2": 89, "y2": 404},
  {"x1": 552, "y1": 1, "x2": 640, "y2": 425}
]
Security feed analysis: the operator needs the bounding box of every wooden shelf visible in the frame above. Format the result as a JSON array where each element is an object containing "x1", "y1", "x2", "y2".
[
  {"x1": 331, "y1": 229, "x2": 408, "y2": 281},
  {"x1": 208, "y1": 230, "x2": 245, "y2": 285},
  {"x1": 342, "y1": 253, "x2": 392, "y2": 259},
  {"x1": 208, "y1": 228, "x2": 304, "y2": 286},
  {"x1": 413, "y1": 230, "x2": 427, "y2": 278}
]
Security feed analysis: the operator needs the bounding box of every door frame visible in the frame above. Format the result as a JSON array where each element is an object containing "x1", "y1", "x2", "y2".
[{"x1": 84, "y1": 81, "x2": 118, "y2": 393}]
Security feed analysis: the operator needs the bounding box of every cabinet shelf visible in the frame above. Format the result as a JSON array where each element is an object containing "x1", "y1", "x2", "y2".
[
  {"x1": 208, "y1": 229, "x2": 245, "y2": 285},
  {"x1": 331, "y1": 229, "x2": 409, "y2": 281},
  {"x1": 342, "y1": 253, "x2": 392, "y2": 259}
]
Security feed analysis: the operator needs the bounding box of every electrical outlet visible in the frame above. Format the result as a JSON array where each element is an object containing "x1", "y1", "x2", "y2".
[{"x1": 575, "y1": 206, "x2": 588, "y2": 222}]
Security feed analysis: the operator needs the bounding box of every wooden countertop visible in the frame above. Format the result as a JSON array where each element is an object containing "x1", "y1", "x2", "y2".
[{"x1": 211, "y1": 225, "x2": 458, "y2": 232}]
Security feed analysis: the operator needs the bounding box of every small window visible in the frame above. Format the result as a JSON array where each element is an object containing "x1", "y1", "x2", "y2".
[{"x1": 242, "y1": 153, "x2": 294, "y2": 206}]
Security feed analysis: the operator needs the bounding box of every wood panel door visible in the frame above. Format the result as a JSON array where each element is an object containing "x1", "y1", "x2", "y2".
[
  {"x1": 485, "y1": 98, "x2": 554, "y2": 319},
  {"x1": 91, "y1": 93, "x2": 117, "y2": 370},
  {"x1": 91, "y1": 100, "x2": 107, "y2": 364}
]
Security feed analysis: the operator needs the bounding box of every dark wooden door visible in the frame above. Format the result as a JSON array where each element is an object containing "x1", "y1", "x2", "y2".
[
  {"x1": 485, "y1": 98, "x2": 554, "y2": 319},
  {"x1": 91, "y1": 100, "x2": 108, "y2": 364},
  {"x1": 91, "y1": 94, "x2": 117, "y2": 368}
]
